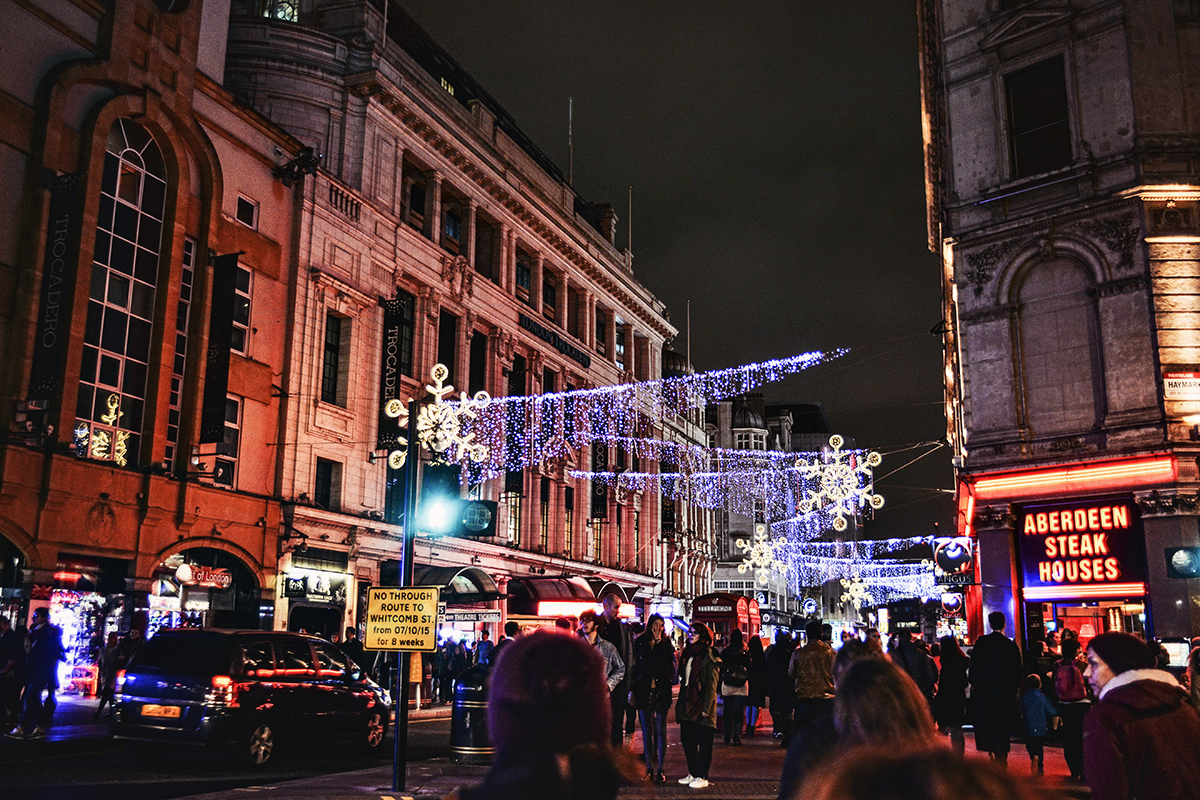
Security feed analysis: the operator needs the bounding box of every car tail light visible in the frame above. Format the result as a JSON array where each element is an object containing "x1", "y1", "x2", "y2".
[
  {"x1": 207, "y1": 675, "x2": 239, "y2": 707},
  {"x1": 115, "y1": 669, "x2": 126, "y2": 694}
]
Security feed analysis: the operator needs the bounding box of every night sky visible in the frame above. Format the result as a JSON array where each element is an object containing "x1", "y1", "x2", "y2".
[{"x1": 401, "y1": 2, "x2": 954, "y2": 539}]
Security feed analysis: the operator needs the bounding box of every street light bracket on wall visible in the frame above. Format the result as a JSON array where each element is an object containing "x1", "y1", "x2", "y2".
[{"x1": 273, "y1": 147, "x2": 322, "y2": 187}]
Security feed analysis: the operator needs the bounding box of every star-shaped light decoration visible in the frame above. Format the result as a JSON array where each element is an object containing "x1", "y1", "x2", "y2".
[
  {"x1": 795, "y1": 435, "x2": 884, "y2": 531},
  {"x1": 416, "y1": 363, "x2": 490, "y2": 464},
  {"x1": 736, "y1": 523, "x2": 788, "y2": 586}
]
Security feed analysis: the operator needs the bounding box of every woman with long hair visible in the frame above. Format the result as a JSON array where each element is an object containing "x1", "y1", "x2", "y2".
[
  {"x1": 932, "y1": 635, "x2": 969, "y2": 755},
  {"x1": 744, "y1": 634, "x2": 767, "y2": 736},
  {"x1": 676, "y1": 622, "x2": 720, "y2": 789},
  {"x1": 720, "y1": 628, "x2": 750, "y2": 745},
  {"x1": 630, "y1": 613, "x2": 675, "y2": 783}
]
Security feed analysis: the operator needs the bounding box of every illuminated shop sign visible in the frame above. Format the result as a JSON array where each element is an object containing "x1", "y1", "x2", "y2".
[
  {"x1": 932, "y1": 537, "x2": 974, "y2": 585},
  {"x1": 1017, "y1": 497, "x2": 1146, "y2": 601},
  {"x1": 282, "y1": 570, "x2": 347, "y2": 605},
  {"x1": 175, "y1": 563, "x2": 232, "y2": 589}
]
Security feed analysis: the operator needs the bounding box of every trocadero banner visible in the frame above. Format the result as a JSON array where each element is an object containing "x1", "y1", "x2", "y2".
[{"x1": 29, "y1": 172, "x2": 86, "y2": 401}]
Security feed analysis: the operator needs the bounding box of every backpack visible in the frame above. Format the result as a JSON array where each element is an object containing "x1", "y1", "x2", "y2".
[
  {"x1": 1054, "y1": 661, "x2": 1086, "y2": 702},
  {"x1": 722, "y1": 658, "x2": 748, "y2": 688}
]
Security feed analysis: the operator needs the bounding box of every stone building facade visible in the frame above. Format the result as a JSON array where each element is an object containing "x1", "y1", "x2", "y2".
[
  {"x1": 0, "y1": 0, "x2": 306, "y2": 663},
  {"x1": 223, "y1": 1, "x2": 689, "y2": 638},
  {"x1": 919, "y1": 0, "x2": 1200, "y2": 647}
]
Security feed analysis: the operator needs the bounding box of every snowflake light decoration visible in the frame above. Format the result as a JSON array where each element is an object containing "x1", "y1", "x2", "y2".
[
  {"x1": 840, "y1": 573, "x2": 869, "y2": 608},
  {"x1": 417, "y1": 363, "x2": 491, "y2": 464},
  {"x1": 736, "y1": 523, "x2": 788, "y2": 586},
  {"x1": 795, "y1": 435, "x2": 884, "y2": 531}
]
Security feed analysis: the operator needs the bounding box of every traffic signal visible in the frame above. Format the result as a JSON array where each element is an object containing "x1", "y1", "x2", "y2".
[{"x1": 418, "y1": 463, "x2": 498, "y2": 538}]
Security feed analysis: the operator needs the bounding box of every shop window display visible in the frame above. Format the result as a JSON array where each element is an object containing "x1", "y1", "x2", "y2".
[{"x1": 49, "y1": 588, "x2": 125, "y2": 695}]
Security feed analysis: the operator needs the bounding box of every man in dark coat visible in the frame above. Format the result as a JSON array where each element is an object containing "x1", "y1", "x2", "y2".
[
  {"x1": 0, "y1": 616, "x2": 21, "y2": 726},
  {"x1": 894, "y1": 629, "x2": 938, "y2": 704},
  {"x1": 765, "y1": 631, "x2": 795, "y2": 742},
  {"x1": 599, "y1": 594, "x2": 634, "y2": 747},
  {"x1": 968, "y1": 611, "x2": 1023, "y2": 767},
  {"x1": 340, "y1": 626, "x2": 366, "y2": 667},
  {"x1": 7, "y1": 607, "x2": 64, "y2": 739}
]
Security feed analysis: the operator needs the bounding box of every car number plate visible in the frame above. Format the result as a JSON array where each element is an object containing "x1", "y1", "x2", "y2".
[{"x1": 141, "y1": 704, "x2": 182, "y2": 718}]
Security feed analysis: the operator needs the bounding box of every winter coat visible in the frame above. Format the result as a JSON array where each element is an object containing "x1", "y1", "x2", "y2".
[
  {"x1": 630, "y1": 633, "x2": 675, "y2": 713},
  {"x1": 1082, "y1": 669, "x2": 1200, "y2": 800},
  {"x1": 1019, "y1": 688, "x2": 1058, "y2": 738},
  {"x1": 598, "y1": 617, "x2": 634, "y2": 693},
  {"x1": 746, "y1": 641, "x2": 767, "y2": 707},
  {"x1": 765, "y1": 639, "x2": 795, "y2": 701},
  {"x1": 25, "y1": 621, "x2": 65, "y2": 681},
  {"x1": 895, "y1": 640, "x2": 938, "y2": 700},
  {"x1": 789, "y1": 640, "x2": 834, "y2": 700},
  {"x1": 968, "y1": 631, "x2": 1022, "y2": 748},
  {"x1": 585, "y1": 636, "x2": 626, "y2": 693},
  {"x1": 932, "y1": 652, "x2": 969, "y2": 728},
  {"x1": 676, "y1": 644, "x2": 720, "y2": 728}
]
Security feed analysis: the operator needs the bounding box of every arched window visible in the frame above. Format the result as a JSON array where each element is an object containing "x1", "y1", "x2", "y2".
[
  {"x1": 75, "y1": 119, "x2": 166, "y2": 466},
  {"x1": 1016, "y1": 258, "x2": 1099, "y2": 436}
]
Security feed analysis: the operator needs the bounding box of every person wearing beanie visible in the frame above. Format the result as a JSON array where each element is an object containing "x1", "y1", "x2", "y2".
[
  {"x1": 1081, "y1": 631, "x2": 1200, "y2": 800},
  {"x1": 451, "y1": 631, "x2": 632, "y2": 800}
]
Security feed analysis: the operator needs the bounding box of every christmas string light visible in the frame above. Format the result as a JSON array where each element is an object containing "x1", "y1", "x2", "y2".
[{"x1": 451, "y1": 350, "x2": 845, "y2": 477}]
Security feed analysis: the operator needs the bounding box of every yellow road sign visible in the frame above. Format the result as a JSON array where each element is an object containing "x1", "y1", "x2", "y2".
[{"x1": 364, "y1": 586, "x2": 441, "y2": 652}]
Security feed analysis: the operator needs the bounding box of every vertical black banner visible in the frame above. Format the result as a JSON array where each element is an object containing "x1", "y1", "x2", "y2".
[
  {"x1": 200, "y1": 253, "x2": 239, "y2": 442},
  {"x1": 29, "y1": 172, "x2": 85, "y2": 401},
  {"x1": 377, "y1": 294, "x2": 407, "y2": 450},
  {"x1": 592, "y1": 443, "x2": 608, "y2": 519}
]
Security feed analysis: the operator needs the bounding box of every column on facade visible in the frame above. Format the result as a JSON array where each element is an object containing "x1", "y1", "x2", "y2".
[
  {"x1": 417, "y1": 286, "x2": 439, "y2": 373},
  {"x1": 423, "y1": 171, "x2": 442, "y2": 244},
  {"x1": 391, "y1": 142, "x2": 405, "y2": 218},
  {"x1": 464, "y1": 199, "x2": 477, "y2": 271},
  {"x1": 531, "y1": 252, "x2": 544, "y2": 314},
  {"x1": 583, "y1": 290, "x2": 595, "y2": 349},
  {"x1": 498, "y1": 224, "x2": 513, "y2": 293}
]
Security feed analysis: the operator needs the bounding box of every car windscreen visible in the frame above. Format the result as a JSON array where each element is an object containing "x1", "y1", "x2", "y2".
[{"x1": 128, "y1": 635, "x2": 235, "y2": 676}]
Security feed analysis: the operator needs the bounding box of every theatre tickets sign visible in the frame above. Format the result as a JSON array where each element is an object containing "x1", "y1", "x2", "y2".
[{"x1": 1017, "y1": 497, "x2": 1147, "y2": 600}]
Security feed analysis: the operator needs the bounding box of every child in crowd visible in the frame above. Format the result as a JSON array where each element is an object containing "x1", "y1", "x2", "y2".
[{"x1": 1018, "y1": 673, "x2": 1059, "y2": 774}]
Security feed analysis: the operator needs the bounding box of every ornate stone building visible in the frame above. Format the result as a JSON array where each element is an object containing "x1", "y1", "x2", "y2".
[
  {"x1": 223, "y1": 1, "x2": 684, "y2": 637},
  {"x1": 920, "y1": 0, "x2": 1200, "y2": 647},
  {"x1": 0, "y1": 0, "x2": 306, "y2": 663}
]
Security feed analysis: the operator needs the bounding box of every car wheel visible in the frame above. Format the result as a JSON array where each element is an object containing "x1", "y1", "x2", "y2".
[
  {"x1": 360, "y1": 711, "x2": 387, "y2": 751},
  {"x1": 244, "y1": 722, "x2": 276, "y2": 767}
]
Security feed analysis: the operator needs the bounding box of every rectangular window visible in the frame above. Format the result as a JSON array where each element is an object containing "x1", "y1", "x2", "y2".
[
  {"x1": 515, "y1": 253, "x2": 532, "y2": 299},
  {"x1": 437, "y1": 310, "x2": 458, "y2": 376},
  {"x1": 615, "y1": 507, "x2": 622, "y2": 565},
  {"x1": 1006, "y1": 57, "x2": 1071, "y2": 179},
  {"x1": 542, "y1": 271, "x2": 557, "y2": 321},
  {"x1": 314, "y1": 457, "x2": 342, "y2": 511},
  {"x1": 213, "y1": 396, "x2": 241, "y2": 488},
  {"x1": 469, "y1": 331, "x2": 488, "y2": 396},
  {"x1": 539, "y1": 477, "x2": 550, "y2": 551},
  {"x1": 230, "y1": 264, "x2": 252, "y2": 355},
  {"x1": 235, "y1": 196, "x2": 258, "y2": 228},
  {"x1": 505, "y1": 493, "x2": 522, "y2": 545},
  {"x1": 592, "y1": 519, "x2": 601, "y2": 561},
  {"x1": 444, "y1": 208, "x2": 461, "y2": 241},
  {"x1": 595, "y1": 310, "x2": 608, "y2": 355},
  {"x1": 321, "y1": 313, "x2": 343, "y2": 405},
  {"x1": 474, "y1": 219, "x2": 496, "y2": 281},
  {"x1": 564, "y1": 487, "x2": 575, "y2": 555},
  {"x1": 567, "y1": 287, "x2": 581, "y2": 338},
  {"x1": 396, "y1": 289, "x2": 415, "y2": 378},
  {"x1": 614, "y1": 320, "x2": 626, "y2": 371}
]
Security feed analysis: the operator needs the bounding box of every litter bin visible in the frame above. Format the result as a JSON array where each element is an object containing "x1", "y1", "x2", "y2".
[{"x1": 450, "y1": 665, "x2": 493, "y2": 763}]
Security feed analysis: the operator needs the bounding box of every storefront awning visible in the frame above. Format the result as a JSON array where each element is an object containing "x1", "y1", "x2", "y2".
[
  {"x1": 411, "y1": 565, "x2": 501, "y2": 603},
  {"x1": 507, "y1": 576, "x2": 598, "y2": 618},
  {"x1": 584, "y1": 578, "x2": 641, "y2": 604}
]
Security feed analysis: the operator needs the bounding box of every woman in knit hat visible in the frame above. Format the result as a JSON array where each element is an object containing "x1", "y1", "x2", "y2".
[
  {"x1": 1081, "y1": 631, "x2": 1200, "y2": 800},
  {"x1": 450, "y1": 631, "x2": 638, "y2": 800}
]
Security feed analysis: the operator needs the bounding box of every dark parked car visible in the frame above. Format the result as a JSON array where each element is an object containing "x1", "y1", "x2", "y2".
[{"x1": 112, "y1": 629, "x2": 390, "y2": 766}]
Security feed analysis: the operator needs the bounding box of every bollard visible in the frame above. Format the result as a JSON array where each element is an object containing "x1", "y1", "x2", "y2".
[{"x1": 450, "y1": 665, "x2": 493, "y2": 763}]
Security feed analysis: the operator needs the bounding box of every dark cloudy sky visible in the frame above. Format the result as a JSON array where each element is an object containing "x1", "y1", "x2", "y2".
[{"x1": 402, "y1": 2, "x2": 954, "y2": 539}]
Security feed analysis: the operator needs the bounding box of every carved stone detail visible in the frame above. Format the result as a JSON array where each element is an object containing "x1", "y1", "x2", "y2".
[
  {"x1": 1074, "y1": 212, "x2": 1140, "y2": 271},
  {"x1": 963, "y1": 241, "x2": 1016, "y2": 297},
  {"x1": 960, "y1": 304, "x2": 1016, "y2": 325},
  {"x1": 1134, "y1": 490, "x2": 1199, "y2": 517},
  {"x1": 440, "y1": 253, "x2": 474, "y2": 302},
  {"x1": 1089, "y1": 275, "x2": 1148, "y2": 299},
  {"x1": 973, "y1": 504, "x2": 1014, "y2": 530}
]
